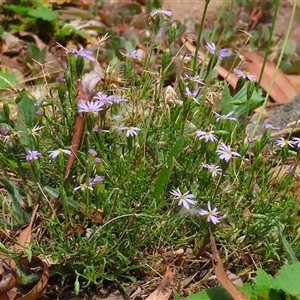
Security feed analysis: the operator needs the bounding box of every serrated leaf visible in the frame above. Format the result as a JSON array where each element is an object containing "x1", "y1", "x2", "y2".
[
  {"x1": 251, "y1": 268, "x2": 277, "y2": 298},
  {"x1": 274, "y1": 262, "x2": 300, "y2": 296},
  {"x1": 185, "y1": 286, "x2": 234, "y2": 300},
  {"x1": 28, "y1": 6, "x2": 58, "y2": 22},
  {"x1": 256, "y1": 268, "x2": 277, "y2": 289},
  {"x1": 237, "y1": 282, "x2": 253, "y2": 298}
]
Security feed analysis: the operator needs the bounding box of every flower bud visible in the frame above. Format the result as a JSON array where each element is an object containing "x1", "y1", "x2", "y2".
[{"x1": 168, "y1": 21, "x2": 177, "y2": 45}]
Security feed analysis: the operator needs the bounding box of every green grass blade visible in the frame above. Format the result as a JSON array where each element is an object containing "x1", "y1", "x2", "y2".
[{"x1": 152, "y1": 136, "x2": 186, "y2": 201}]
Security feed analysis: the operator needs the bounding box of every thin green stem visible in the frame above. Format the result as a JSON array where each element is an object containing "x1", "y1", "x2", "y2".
[
  {"x1": 193, "y1": 0, "x2": 210, "y2": 75},
  {"x1": 252, "y1": 0, "x2": 295, "y2": 137}
]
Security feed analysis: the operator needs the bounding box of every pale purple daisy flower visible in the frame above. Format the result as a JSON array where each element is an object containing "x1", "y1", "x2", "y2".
[
  {"x1": 199, "y1": 201, "x2": 223, "y2": 224},
  {"x1": 93, "y1": 93, "x2": 114, "y2": 105},
  {"x1": 68, "y1": 48, "x2": 95, "y2": 61},
  {"x1": 185, "y1": 87, "x2": 200, "y2": 104},
  {"x1": 150, "y1": 9, "x2": 173, "y2": 18},
  {"x1": 286, "y1": 166, "x2": 300, "y2": 178},
  {"x1": 216, "y1": 143, "x2": 241, "y2": 162},
  {"x1": 275, "y1": 137, "x2": 294, "y2": 148},
  {"x1": 77, "y1": 100, "x2": 103, "y2": 116},
  {"x1": 291, "y1": 137, "x2": 300, "y2": 148},
  {"x1": 203, "y1": 163, "x2": 222, "y2": 177},
  {"x1": 119, "y1": 50, "x2": 141, "y2": 60},
  {"x1": 26, "y1": 150, "x2": 42, "y2": 161},
  {"x1": 73, "y1": 183, "x2": 94, "y2": 192},
  {"x1": 111, "y1": 95, "x2": 127, "y2": 104},
  {"x1": 0, "y1": 125, "x2": 9, "y2": 138},
  {"x1": 94, "y1": 157, "x2": 103, "y2": 164},
  {"x1": 93, "y1": 127, "x2": 110, "y2": 134},
  {"x1": 91, "y1": 175, "x2": 105, "y2": 184},
  {"x1": 170, "y1": 188, "x2": 196, "y2": 210},
  {"x1": 195, "y1": 130, "x2": 218, "y2": 143},
  {"x1": 286, "y1": 166, "x2": 300, "y2": 179},
  {"x1": 49, "y1": 148, "x2": 72, "y2": 159},
  {"x1": 263, "y1": 122, "x2": 280, "y2": 131},
  {"x1": 213, "y1": 111, "x2": 237, "y2": 122},
  {"x1": 233, "y1": 68, "x2": 256, "y2": 81},
  {"x1": 88, "y1": 149, "x2": 98, "y2": 157},
  {"x1": 119, "y1": 126, "x2": 141, "y2": 137},
  {"x1": 205, "y1": 42, "x2": 230, "y2": 59},
  {"x1": 184, "y1": 74, "x2": 204, "y2": 85}
]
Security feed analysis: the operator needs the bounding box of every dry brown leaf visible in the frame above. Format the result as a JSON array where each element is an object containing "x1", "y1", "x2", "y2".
[
  {"x1": 241, "y1": 51, "x2": 298, "y2": 103},
  {"x1": 13, "y1": 205, "x2": 39, "y2": 254},
  {"x1": 100, "y1": 291, "x2": 125, "y2": 300},
  {"x1": 18, "y1": 256, "x2": 49, "y2": 300},
  {"x1": 145, "y1": 266, "x2": 174, "y2": 300},
  {"x1": 0, "y1": 268, "x2": 16, "y2": 296},
  {"x1": 286, "y1": 75, "x2": 300, "y2": 91},
  {"x1": 81, "y1": 60, "x2": 104, "y2": 97},
  {"x1": 210, "y1": 230, "x2": 249, "y2": 300},
  {"x1": 182, "y1": 38, "x2": 298, "y2": 104}
]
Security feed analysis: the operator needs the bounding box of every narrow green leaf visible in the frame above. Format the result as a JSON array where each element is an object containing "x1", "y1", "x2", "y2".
[{"x1": 152, "y1": 136, "x2": 185, "y2": 201}]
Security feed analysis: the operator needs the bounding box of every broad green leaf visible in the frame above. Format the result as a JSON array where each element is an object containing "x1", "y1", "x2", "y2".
[
  {"x1": 231, "y1": 85, "x2": 264, "y2": 117},
  {"x1": 16, "y1": 91, "x2": 36, "y2": 146},
  {"x1": 0, "y1": 177, "x2": 29, "y2": 225},
  {"x1": 0, "y1": 71, "x2": 17, "y2": 89},
  {"x1": 3, "y1": 4, "x2": 30, "y2": 16},
  {"x1": 220, "y1": 81, "x2": 234, "y2": 114},
  {"x1": 28, "y1": 6, "x2": 58, "y2": 22},
  {"x1": 185, "y1": 286, "x2": 233, "y2": 300},
  {"x1": 251, "y1": 268, "x2": 277, "y2": 297},
  {"x1": 16, "y1": 92, "x2": 36, "y2": 127},
  {"x1": 274, "y1": 262, "x2": 300, "y2": 296},
  {"x1": 237, "y1": 282, "x2": 253, "y2": 298}
]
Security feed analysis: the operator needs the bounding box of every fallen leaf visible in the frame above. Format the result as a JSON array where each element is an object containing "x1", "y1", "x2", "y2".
[
  {"x1": 0, "y1": 267, "x2": 16, "y2": 295},
  {"x1": 81, "y1": 60, "x2": 104, "y2": 97},
  {"x1": 9, "y1": 205, "x2": 39, "y2": 272},
  {"x1": 286, "y1": 74, "x2": 300, "y2": 91},
  {"x1": 13, "y1": 205, "x2": 39, "y2": 254},
  {"x1": 18, "y1": 256, "x2": 49, "y2": 300},
  {"x1": 182, "y1": 38, "x2": 298, "y2": 104},
  {"x1": 145, "y1": 266, "x2": 174, "y2": 300},
  {"x1": 241, "y1": 51, "x2": 298, "y2": 103},
  {"x1": 210, "y1": 230, "x2": 249, "y2": 300}
]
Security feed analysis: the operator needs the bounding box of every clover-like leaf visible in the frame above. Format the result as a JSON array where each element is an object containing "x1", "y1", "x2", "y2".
[{"x1": 28, "y1": 5, "x2": 58, "y2": 22}]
